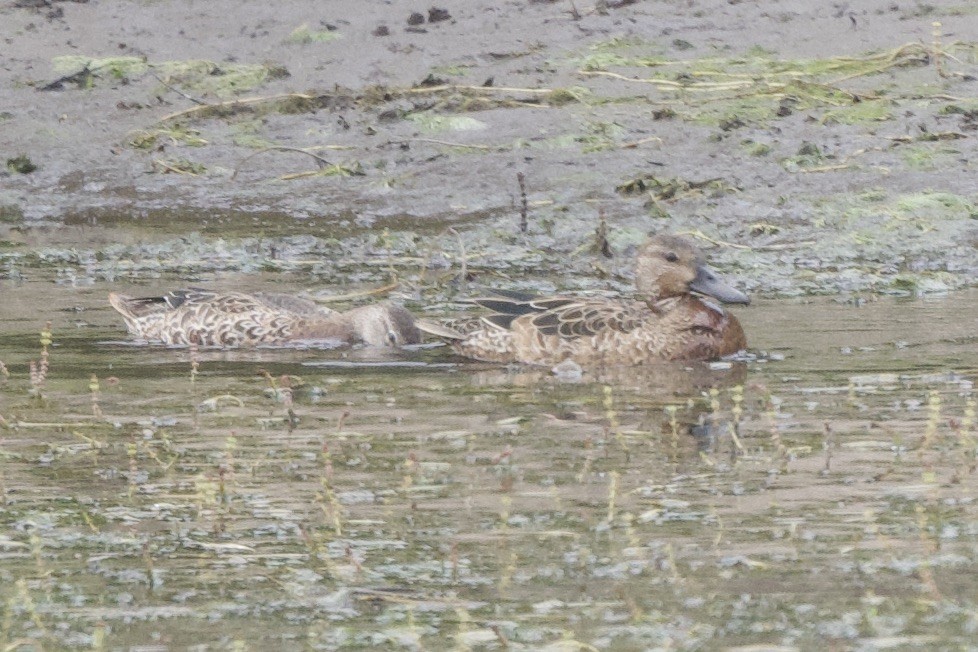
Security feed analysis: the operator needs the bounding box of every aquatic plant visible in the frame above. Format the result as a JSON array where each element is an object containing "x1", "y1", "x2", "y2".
[
  {"x1": 88, "y1": 374, "x2": 101, "y2": 418},
  {"x1": 319, "y1": 441, "x2": 344, "y2": 536},
  {"x1": 28, "y1": 323, "x2": 52, "y2": 400}
]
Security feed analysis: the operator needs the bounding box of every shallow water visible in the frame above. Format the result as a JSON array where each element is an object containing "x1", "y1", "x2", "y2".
[{"x1": 2, "y1": 280, "x2": 978, "y2": 650}]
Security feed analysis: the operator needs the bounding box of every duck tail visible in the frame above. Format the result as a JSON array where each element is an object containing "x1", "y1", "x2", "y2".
[
  {"x1": 108, "y1": 292, "x2": 135, "y2": 317},
  {"x1": 109, "y1": 291, "x2": 174, "y2": 330},
  {"x1": 109, "y1": 291, "x2": 148, "y2": 335}
]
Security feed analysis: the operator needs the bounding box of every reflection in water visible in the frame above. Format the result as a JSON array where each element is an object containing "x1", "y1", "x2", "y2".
[{"x1": 2, "y1": 282, "x2": 978, "y2": 648}]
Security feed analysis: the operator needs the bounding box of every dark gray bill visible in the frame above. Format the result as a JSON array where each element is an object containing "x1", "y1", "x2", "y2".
[{"x1": 690, "y1": 264, "x2": 750, "y2": 304}]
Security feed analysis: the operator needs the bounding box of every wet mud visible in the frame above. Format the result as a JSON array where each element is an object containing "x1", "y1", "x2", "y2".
[{"x1": 2, "y1": 0, "x2": 978, "y2": 296}]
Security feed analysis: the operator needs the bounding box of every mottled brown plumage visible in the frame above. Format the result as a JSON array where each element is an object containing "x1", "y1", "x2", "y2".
[
  {"x1": 109, "y1": 289, "x2": 420, "y2": 347},
  {"x1": 417, "y1": 234, "x2": 749, "y2": 365}
]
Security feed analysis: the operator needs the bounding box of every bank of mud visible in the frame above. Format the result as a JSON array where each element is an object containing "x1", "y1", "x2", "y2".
[{"x1": 2, "y1": 0, "x2": 978, "y2": 297}]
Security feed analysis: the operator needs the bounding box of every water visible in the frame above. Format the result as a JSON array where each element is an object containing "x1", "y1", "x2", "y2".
[{"x1": 1, "y1": 279, "x2": 977, "y2": 649}]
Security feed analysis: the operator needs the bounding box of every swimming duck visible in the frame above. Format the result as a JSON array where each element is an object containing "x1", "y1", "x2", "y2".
[
  {"x1": 417, "y1": 234, "x2": 749, "y2": 365},
  {"x1": 108, "y1": 289, "x2": 420, "y2": 347}
]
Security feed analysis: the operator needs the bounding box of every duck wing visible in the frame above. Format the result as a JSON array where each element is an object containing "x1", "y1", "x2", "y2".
[
  {"x1": 466, "y1": 295, "x2": 577, "y2": 330},
  {"x1": 251, "y1": 292, "x2": 337, "y2": 317},
  {"x1": 529, "y1": 299, "x2": 648, "y2": 339},
  {"x1": 469, "y1": 295, "x2": 648, "y2": 339},
  {"x1": 108, "y1": 288, "x2": 213, "y2": 318},
  {"x1": 169, "y1": 290, "x2": 274, "y2": 315},
  {"x1": 112, "y1": 289, "x2": 311, "y2": 319}
]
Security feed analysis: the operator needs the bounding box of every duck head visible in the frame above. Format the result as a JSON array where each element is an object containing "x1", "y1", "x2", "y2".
[
  {"x1": 350, "y1": 303, "x2": 422, "y2": 347},
  {"x1": 634, "y1": 234, "x2": 750, "y2": 305}
]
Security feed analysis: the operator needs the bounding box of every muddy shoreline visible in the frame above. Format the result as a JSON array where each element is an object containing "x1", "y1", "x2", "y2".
[{"x1": 3, "y1": 0, "x2": 978, "y2": 298}]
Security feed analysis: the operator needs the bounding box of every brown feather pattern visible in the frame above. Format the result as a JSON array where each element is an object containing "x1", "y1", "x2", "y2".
[{"x1": 109, "y1": 289, "x2": 420, "y2": 348}]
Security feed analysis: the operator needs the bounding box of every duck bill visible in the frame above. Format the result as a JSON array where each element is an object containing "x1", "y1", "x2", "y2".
[{"x1": 690, "y1": 264, "x2": 750, "y2": 304}]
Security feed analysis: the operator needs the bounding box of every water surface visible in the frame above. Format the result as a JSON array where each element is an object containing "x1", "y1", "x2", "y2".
[{"x1": 1, "y1": 280, "x2": 977, "y2": 650}]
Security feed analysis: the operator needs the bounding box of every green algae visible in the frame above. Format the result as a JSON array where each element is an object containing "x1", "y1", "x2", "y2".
[
  {"x1": 284, "y1": 24, "x2": 342, "y2": 44},
  {"x1": 429, "y1": 63, "x2": 474, "y2": 78},
  {"x1": 50, "y1": 55, "x2": 281, "y2": 97},
  {"x1": 405, "y1": 112, "x2": 488, "y2": 132},
  {"x1": 820, "y1": 98, "x2": 893, "y2": 124},
  {"x1": 128, "y1": 126, "x2": 208, "y2": 149},
  {"x1": 573, "y1": 40, "x2": 951, "y2": 83},
  {"x1": 5, "y1": 154, "x2": 37, "y2": 174},
  {"x1": 742, "y1": 140, "x2": 772, "y2": 156},
  {"x1": 564, "y1": 41, "x2": 978, "y2": 129},
  {"x1": 900, "y1": 144, "x2": 961, "y2": 170}
]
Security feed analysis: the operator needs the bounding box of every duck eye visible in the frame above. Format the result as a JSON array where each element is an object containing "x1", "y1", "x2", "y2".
[{"x1": 664, "y1": 251, "x2": 679, "y2": 263}]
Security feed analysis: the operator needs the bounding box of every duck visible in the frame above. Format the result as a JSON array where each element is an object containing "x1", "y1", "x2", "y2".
[
  {"x1": 417, "y1": 234, "x2": 749, "y2": 365},
  {"x1": 108, "y1": 289, "x2": 420, "y2": 347}
]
